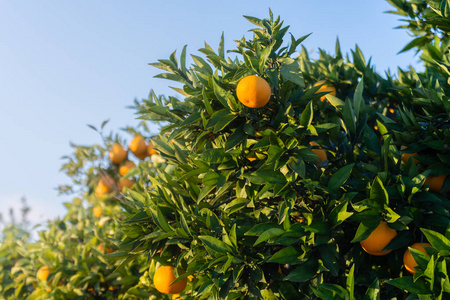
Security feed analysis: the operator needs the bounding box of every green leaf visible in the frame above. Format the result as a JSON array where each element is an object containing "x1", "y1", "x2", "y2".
[
  {"x1": 224, "y1": 198, "x2": 250, "y2": 215},
  {"x1": 279, "y1": 57, "x2": 304, "y2": 87},
  {"x1": 353, "y1": 78, "x2": 364, "y2": 117},
  {"x1": 267, "y1": 247, "x2": 303, "y2": 264},
  {"x1": 180, "y1": 45, "x2": 187, "y2": 73},
  {"x1": 199, "y1": 148, "x2": 232, "y2": 164},
  {"x1": 397, "y1": 36, "x2": 430, "y2": 54},
  {"x1": 267, "y1": 145, "x2": 285, "y2": 164},
  {"x1": 300, "y1": 101, "x2": 313, "y2": 128},
  {"x1": 370, "y1": 177, "x2": 389, "y2": 206},
  {"x1": 244, "y1": 15, "x2": 263, "y2": 27},
  {"x1": 213, "y1": 78, "x2": 237, "y2": 111},
  {"x1": 225, "y1": 125, "x2": 247, "y2": 151},
  {"x1": 153, "y1": 139, "x2": 175, "y2": 157},
  {"x1": 206, "y1": 109, "x2": 230, "y2": 129},
  {"x1": 364, "y1": 278, "x2": 380, "y2": 300},
  {"x1": 253, "y1": 228, "x2": 285, "y2": 246},
  {"x1": 346, "y1": 264, "x2": 355, "y2": 300},
  {"x1": 326, "y1": 94, "x2": 344, "y2": 109},
  {"x1": 328, "y1": 164, "x2": 355, "y2": 192},
  {"x1": 150, "y1": 207, "x2": 173, "y2": 233},
  {"x1": 329, "y1": 201, "x2": 353, "y2": 227},
  {"x1": 319, "y1": 244, "x2": 339, "y2": 276},
  {"x1": 289, "y1": 157, "x2": 306, "y2": 178},
  {"x1": 214, "y1": 113, "x2": 237, "y2": 132},
  {"x1": 312, "y1": 283, "x2": 348, "y2": 300},
  {"x1": 421, "y1": 228, "x2": 450, "y2": 255},
  {"x1": 343, "y1": 98, "x2": 356, "y2": 133},
  {"x1": 384, "y1": 206, "x2": 400, "y2": 223},
  {"x1": 351, "y1": 218, "x2": 380, "y2": 243},
  {"x1": 202, "y1": 88, "x2": 214, "y2": 116},
  {"x1": 203, "y1": 171, "x2": 220, "y2": 186},
  {"x1": 386, "y1": 276, "x2": 430, "y2": 295},
  {"x1": 253, "y1": 169, "x2": 286, "y2": 184},
  {"x1": 198, "y1": 236, "x2": 233, "y2": 254},
  {"x1": 285, "y1": 260, "x2": 318, "y2": 282},
  {"x1": 245, "y1": 223, "x2": 282, "y2": 236}
]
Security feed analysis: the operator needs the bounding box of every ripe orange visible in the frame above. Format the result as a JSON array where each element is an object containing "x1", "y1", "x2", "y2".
[
  {"x1": 37, "y1": 266, "x2": 51, "y2": 281},
  {"x1": 360, "y1": 221, "x2": 397, "y2": 256},
  {"x1": 95, "y1": 175, "x2": 115, "y2": 197},
  {"x1": 119, "y1": 160, "x2": 136, "y2": 176},
  {"x1": 401, "y1": 152, "x2": 419, "y2": 164},
  {"x1": 97, "y1": 242, "x2": 114, "y2": 254},
  {"x1": 236, "y1": 75, "x2": 271, "y2": 108},
  {"x1": 93, "y1": 205, "x2": 102, "y2": 218},
  {"x1": 172, "y1": 295, "x2": 182, "y2": 300},
  {"x1": 147, "y1": 141, "x2": 158, "y2": 156},
  {"x1": 313, "y1": 80, "x2": 336, "y2": 102},
  {"x1": 403, "y1": 243, "x2": 432, "y2": 274},
  {"x1": 309, "y1": 141, "x2": 327, "y2": 164},
  {"x1": 118, "y1": 178, "x2": 134, "y2": 191},
  {"x1": 135, "y1": 151, "x2": 148, "y2": 160},
  {"x1": 129, "y1": 136, "x2": 147, "y2": 157},
  {"x1": 109, "y1": 143, "x2": 127, "y2": 165},
  {"x1": 424, "y1": 174, "x2": 447, "y2": 193},
  {"x1": 153, "y1": 266, "x2": 187, "y2": 294}
]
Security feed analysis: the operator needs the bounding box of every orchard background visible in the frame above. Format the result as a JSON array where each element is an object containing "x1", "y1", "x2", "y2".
[{"x1": 2, "y1": 1, "x2": 450, "y2": 299}]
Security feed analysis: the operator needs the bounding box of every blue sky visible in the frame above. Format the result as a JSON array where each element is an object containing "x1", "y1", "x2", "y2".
[{"x1": 0, "y1": 1, "x2": 422, "y2": 225}]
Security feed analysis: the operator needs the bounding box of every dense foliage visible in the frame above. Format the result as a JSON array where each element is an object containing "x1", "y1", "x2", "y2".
[{"x1": 2, "y1": 1, "x2": 450, "y2": 299}]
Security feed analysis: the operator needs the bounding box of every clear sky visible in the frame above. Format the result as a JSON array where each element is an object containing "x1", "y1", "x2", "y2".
[{"x1": 0, "y1": 1, "x2": 422, "y2": 225}]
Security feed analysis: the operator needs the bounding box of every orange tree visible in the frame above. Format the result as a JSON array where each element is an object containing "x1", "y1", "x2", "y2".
[
  {"x1": 0, "y1": 127, "x2": 165, "y2": 299},
  {"x1": 114, "y1": 7, "x2": 449, "y2": 300},
  {"x1": 0, "y1": 200, "x2": 31, "y2": 299},
  {"x1": 1, "y1": 2, "x2": 450, "y2": 299}
]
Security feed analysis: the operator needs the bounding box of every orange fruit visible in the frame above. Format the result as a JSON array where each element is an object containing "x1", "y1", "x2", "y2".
[
  {"x1": 135, "y1": 152, "x2": 148, "y2": 160},
  {"x1": 360, "y1": 221, "x2": 397, "y2": 256},
  {"x1": 129, "y1": 136, "x2": 147, "y2": 157},
  {"x1": 118, "y1": 178, "x2": 134, "y2": 191},
  {"x1": 309, "y1": 141, "x2": 327, "y2": 164},
  {"x1": 97, "y1": 243, "x2": 114, "y2": 254},
  {"x1": 36, "y1": 266, "x2": 51, "y2": 281},
  {"x1": 278, "y1": 265, "x2": 283, "y2": 274},
  {"x1": 153, "y1": 266, "x2": 187, "y2": 294},
  {"x1": 147, "y1": 141, "x2": 158, "y2": 156},
  {"x1": 109, "y1": 143, "x2": 127, "y2": 165},
  {"x1": 424, "y1": 174, "x2": 447, "y2": 193},
  {"x1": 401, "y1": 152, "x2": 419, "y2": 164},
  {"x1": 95, "y1": 175, "x2": 115, "y2": 197},
  {"x1": 93, "y1": 205, "x2": 102, "y2": 218},
  {"x1": 313, "y1": 80, "x2": 336, "y2": 101},
  {"x1": 172, "y1": 295, "x2": 182, "y2": 300},
  {"x1": 236, "y1": 75, "x2": 271, "y2": 108},
  {"x1": 119, "y1": 160, "x2": 136, "y2": 176},
  {"x1": 403, "y1": 243, "x2": 432, "y2": 274}
]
